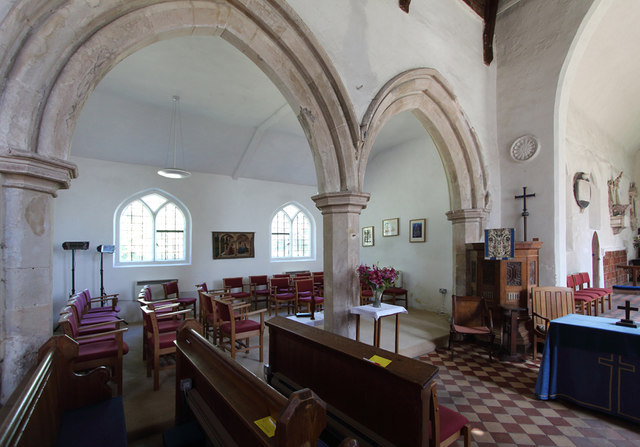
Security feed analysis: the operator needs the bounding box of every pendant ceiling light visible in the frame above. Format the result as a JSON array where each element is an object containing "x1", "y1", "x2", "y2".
[{"x1": 158, "y1": 95, "x2": 191, "y2": 179}]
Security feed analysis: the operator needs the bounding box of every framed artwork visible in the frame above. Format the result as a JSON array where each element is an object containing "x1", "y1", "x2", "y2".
[
  {"x1": 362, "y1": 226, "x2": 374, "y2": 247},
  {"x1": 212, "y1": 231, "x2": 255, "y2": 259},
  {"x1": 409, "y1": 218, "x2": 426, "y2": 243},
  {"x1": 382, "y1": 218, "x2": 399, "y2": 237}
]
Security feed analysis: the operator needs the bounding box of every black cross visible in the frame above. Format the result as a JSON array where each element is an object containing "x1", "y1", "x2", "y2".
[
  {"x1": 515, "y1": 186, "x2": 535, "y2": 241},
  {"x1": 616, "y1": 300, "x2": 638, "y2": 328}
]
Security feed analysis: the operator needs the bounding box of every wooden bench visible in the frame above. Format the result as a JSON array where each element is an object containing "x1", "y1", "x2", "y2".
[
  {"x1": 530, "y1": 286, "x2": 576, "y2": 359},
  {"x1": 0, "y1": 335, "x2": 127, "y2": 447},
  {"x1": 265, "y1": 316, "x2": 440, "y2": 446},
  {"x1": 174, "y1": 320, "x2": 356, "y2": 447}
]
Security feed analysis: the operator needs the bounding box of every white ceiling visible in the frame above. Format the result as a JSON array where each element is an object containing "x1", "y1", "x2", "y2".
[{"x1": 72, "y1": 35, "x2": 426, "y2": 187}]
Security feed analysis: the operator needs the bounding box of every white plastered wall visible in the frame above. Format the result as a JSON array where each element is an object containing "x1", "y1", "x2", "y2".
[
  {"x1": 52, "y1": 157, "x2": 324, "y2": 324},
  {"x1": 360, "y1": 134, "x2": 452, "y2": 313}
]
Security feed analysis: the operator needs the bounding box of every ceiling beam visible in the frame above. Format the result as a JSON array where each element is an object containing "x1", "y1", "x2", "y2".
[
  {"x1": 461, "y1": 0, "x2": 498, "y2": 65},
  {"x1": 232, "y1": 104, "x2": 292, "y2": 180},
  {"x1": 399, "y1": 0, "x2": 411, "y2": 13}
]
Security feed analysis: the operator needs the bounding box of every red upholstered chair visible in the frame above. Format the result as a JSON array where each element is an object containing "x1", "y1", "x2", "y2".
[
  {"x1": 295, "y1": 272, "x2": 312, "y2": 278},
  {"x1": 141, "y1": 305, "x2": 192, "y2": 391},
  {"x1": 449, "y1": 295, "x2": 494, "y2": 360},
  {"x1": 213, "y1": 297, "x2": 266, "y2": 361},
  {"x1": 269, "y1": 277, "x2": 296, "y2": 316},
  {"x1": 75, "y1": 290, "x2": 120, "y2": 319},
  {"x1": 249, "y1": 275, "x2": 270, "y2": 310},
  {"x1": 223, "y1": 277, "x2": 252, "y2": 302},
  {"x1": 57, "y1": 312, "x2": 129, "y2": 395},
  {"x1": 79, "y1": 288, "x2": 121, "y2": 314},
  {"x1": 295, "y1": 278, "x2": 322, "y2": 313},
  {"x1": 567, "y1": 274, "x2": 599, "y2": 315},
  {"x1": 162, "y1": 281, "x2": 197, "y2": 317},
  {"x1": 429, "y1": 382, "x2": 471, "y2": 447},
  {"x1": 579, "y1": 272, "x2": 612, "y2": 312},
  {"x1": 63, "y1": 300, "x2": 120, "y2": 337},
  {"x1": 312, "y1": 272, "x2": 324, "y2": 294},
  {"x1": 200, "y1": 288, "x2": 234, "y2": 343}
]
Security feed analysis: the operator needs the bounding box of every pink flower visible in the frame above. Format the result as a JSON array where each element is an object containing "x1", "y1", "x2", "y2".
[{"x1": 357, "y1": 263, "x2": 398, "y2": 290}]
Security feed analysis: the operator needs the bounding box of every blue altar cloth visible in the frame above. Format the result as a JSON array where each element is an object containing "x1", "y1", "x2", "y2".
[{"x1": 535, "y1": 314, "x2": 640, "y2": 423}]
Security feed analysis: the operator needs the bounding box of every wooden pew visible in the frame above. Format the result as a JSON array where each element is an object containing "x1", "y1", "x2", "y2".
[
  {"x1": 266, "y1": 317, "x2": 440, "y2": 447},
  {"x1": 175, "y1": 320, "x2": 341, "y2": 447},
  {"x1": 0, "y1": 335, "x2": 126, "y2": 447}
]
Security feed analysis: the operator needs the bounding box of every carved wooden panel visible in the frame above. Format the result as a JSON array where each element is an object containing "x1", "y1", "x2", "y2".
[{"x1": 506, "y1": 262, "x2": 522, "y2": 286}]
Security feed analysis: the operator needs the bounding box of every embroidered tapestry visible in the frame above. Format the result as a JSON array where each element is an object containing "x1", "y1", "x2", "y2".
[{"x1": 484, "y1": 228, "x2": 515, "y2": 260}]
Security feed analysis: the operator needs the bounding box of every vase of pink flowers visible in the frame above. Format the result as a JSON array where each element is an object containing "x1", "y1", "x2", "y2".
[{"x1": 357, "y1": 263, "x2": 398, "y2": 307}]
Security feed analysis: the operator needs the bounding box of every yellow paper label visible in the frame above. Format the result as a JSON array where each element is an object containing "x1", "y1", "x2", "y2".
[
  {"x1": 254, "y1": 416, "x2": 276, "y2": 438},
  {"x1": 369, "y1": 355, "x2": 392, "y2": 367}
]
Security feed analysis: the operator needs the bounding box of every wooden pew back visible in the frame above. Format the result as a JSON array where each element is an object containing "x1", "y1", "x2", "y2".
[
  {"x1": 266, "y1": 317, "x2": 439, "y2": 447},
  {"x1": 0, "y1": 336, "x2": 112, "y2": 446},
  {"x1": 175, "y1": 321, "x2": 327, "y2": 447}
]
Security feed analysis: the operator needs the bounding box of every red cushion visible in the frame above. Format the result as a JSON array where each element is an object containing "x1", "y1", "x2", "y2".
[
  {"x1": 274, "y1": 293, "x2": 295, "y2": 300},
  {"x1": 78, "y1": 323, "x2": 118, "y2": 336},
  {"x1": 254, "y1": 289, "x2": 270, "y2": 296},
  {"x1": 453, "y1": 324, "x2": 490, "y2": 335},
  {"x1": 438, "y1": 404, "x2": 468, "y2": 442},
  {"x1": 77, "y1": 340, "x2": 129, "y2": 361},
  {"x1": 157, "y1": 319, "x2": 182, "y2": 333},
  {"x1": 177, "y1": 297, "x2": 196, "y2": 305},
  {"x1": 384, "y1": 287, "x2": 407, "y2": 294},
  {"x1": 220, "y1": 319, "x2": 260, "y2": 334},
  {"x1": 156, "y1": 332, "x2": 178, "y2": 349},
  {"x1": 231, "y1": 292, "x2": 251, "y2": 299}
]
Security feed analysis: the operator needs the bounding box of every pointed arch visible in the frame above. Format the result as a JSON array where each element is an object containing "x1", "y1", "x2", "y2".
[
  {"x1": 0, "y1": 0, "x2": 361, "y2": 194},
  {"x1": 359, "y1": 68, "x2": 490, "y2": 214}
]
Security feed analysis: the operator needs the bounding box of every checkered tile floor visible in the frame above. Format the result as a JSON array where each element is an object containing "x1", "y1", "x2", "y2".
[{"x1": 419, "y1": 293, "x2": 640, "y2": 446}]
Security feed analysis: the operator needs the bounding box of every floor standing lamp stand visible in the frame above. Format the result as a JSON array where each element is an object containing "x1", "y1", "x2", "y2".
[
  {"x1": 96, "y1": 245, "x2": 115, "y2": 301},
  {"x1": 62, "y1": 241, "x2": 89, "y2": 296}
]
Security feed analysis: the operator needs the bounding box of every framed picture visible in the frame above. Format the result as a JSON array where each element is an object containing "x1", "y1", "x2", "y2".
[
  {"x1": 409, "y1": 218, "x2": 426, "y2": 243},
  {"x1": 362, "y1": 226, "x2": 374, "y2": 247},
  {"x1": 212, "y1": 231, "x2": 255, "y2": 259},
  {"x1": 382, "y1": 218, "x2": 399, "y2": 237}
]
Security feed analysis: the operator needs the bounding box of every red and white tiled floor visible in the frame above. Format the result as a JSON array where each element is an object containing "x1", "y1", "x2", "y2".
[{"x1": 419, "y1": 293, "x2": 640, "y2": 446}]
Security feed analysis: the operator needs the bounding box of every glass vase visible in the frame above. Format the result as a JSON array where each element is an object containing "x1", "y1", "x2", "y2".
[{"x1": 372, "y1": 287, "x2": 385, "y2": 308}]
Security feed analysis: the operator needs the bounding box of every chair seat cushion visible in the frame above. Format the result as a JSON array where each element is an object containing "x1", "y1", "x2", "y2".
[
  {"x1": 438, "y1": 404, "x2": 468, "y2": 442},
  {"x1": 220, "y1": 319, "x2": 260, "y2": 334},
  {"x1": 452, "y1": 324, "x2": 490, "y2": 335},
  {"x1": 231, "y1": 292, "x2": 251, "y2": 299},
  {"x1": 157, "y1": 319, "x2": 183, "y2": 333},
  {"x1": 574, "y1": 293, "x2": 596, "y2": 302},
  {"x1": 361, "y1": 290, "x2": 373, "y2": 297},
  {"x1": 254, "y1": 289, "x2": 270, "y2": 296},
  {"x1": 55, "y1": 396, "x2": 127, "y2": 447},
  {"x1": 177, "y1": 297, "x2": 197, "y2": 305},
  {"x1": 77, "y1": 340, "x2": 129, "y2": 361},
  {"x1": 78, "y1": 323, "x2": 118, "y2": 336},
  {"x1": 154, "y1": 331, "x2": 178, "y2": 349},
  {"x1": 274, "y1": 293, "x2": 295, "y2": 300}
]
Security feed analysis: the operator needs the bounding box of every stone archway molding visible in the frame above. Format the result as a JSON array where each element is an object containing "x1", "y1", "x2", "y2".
[
  {"x1": 0, "y1": 0, "x2": 362, "y2": 194},
  {"x1": 359, "y1": 68, "x2": 490, "y2": 213}
]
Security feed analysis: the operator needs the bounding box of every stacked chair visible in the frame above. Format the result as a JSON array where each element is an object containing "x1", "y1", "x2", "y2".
[
  {"x1": 566, "y1": 274, "x2": 600, "y2": 315},
  {"x1": 137, "y1": 286, "x2": 185, "y2": 361},
  {"x1": 576, "y1": 272, "x2": 612, "y2": 312},
  {"x1": 59, "y1": 291, "x2": 129, "y2": 394}
]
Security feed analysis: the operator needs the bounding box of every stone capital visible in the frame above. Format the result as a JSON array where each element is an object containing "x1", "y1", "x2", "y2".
[
  {"x1": 446, "y1": 207, "x2": 490, "y2": 224},
  {"x1": 312, "y1": 191, "x2": 370, "y2": 215},
  {"x1": 0, "y1": 149, "x2": 78, "y2": 197}
]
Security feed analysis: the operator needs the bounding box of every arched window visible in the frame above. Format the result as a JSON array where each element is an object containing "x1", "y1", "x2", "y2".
[
  {"x1": 115, "y1": 189, "x2": 191, "y2": 266},
  {"x1": 271, "y1": 202, "x2": 314, "y2": 261}
]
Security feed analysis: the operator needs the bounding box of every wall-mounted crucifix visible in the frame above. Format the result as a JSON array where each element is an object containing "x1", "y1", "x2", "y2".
[{"x1": 514, "y1": 186, "x2": 535, "y2": 241}]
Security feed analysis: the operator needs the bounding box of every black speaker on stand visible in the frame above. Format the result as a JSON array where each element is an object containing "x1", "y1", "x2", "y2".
[
  {"x1": 62, "y1": 241, "x2": 89, "y2": 296},
  {"x1": 96, "y1": 245, "x2": 115, "y2": 299}
]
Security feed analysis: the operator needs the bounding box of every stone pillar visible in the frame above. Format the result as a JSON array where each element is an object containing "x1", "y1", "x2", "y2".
[
  {"x1": 0, "y1": 149, "x2": 77, "y2": 403},
  {"x1": 312, "y1": 192, "x2": 370, "y2": 338},
  {"x1": 446, "y1": 208, "x2": 489, "y2": 295}
]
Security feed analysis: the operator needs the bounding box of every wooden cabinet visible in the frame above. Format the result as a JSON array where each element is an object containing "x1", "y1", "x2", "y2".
[{"x1": 466, "y1": 240, "x2": 543, "y2": 313}]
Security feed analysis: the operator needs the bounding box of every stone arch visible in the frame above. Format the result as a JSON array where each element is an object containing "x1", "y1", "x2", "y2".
[
  {"x1": 0, "y1": 0, "x2": 361, "y2": 194},
  {"x1": 360, "y1": 68, "x2": 490, "y2": 213},
  {"x1": 359, "y1": 68, "x2": 491, "y2": 293}
]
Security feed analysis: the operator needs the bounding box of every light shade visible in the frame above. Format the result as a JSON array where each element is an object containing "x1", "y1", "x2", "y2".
[
  {"x1": 157, "y1": 168, "x2": 191, "y2": 179},
  {"x1": 158, "y1": 95, "x2": 191, "y2": 179}
]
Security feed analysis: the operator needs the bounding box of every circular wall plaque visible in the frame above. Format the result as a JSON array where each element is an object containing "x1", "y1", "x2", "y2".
[{"x1": 510, "y1": 135, "x2": 540, "y2": 162}]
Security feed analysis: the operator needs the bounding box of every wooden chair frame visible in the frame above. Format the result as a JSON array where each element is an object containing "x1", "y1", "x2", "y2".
[
  {"x1": 530, "y1": 286, "x2": 575, "y2": 359},
  {"x1": 428, "y1": 382, "x2": 471, "y2": 447},
  {"x1": 448, "y1": 295, "x2": 494, "y2": 360},
  {"x1": 214, "y1": 298, "x2": 266, "y2": 362}
]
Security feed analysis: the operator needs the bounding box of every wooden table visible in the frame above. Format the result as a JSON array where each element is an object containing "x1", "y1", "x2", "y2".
[
  {"x1": 616, "y1": 264, "x2": 640, "y2": 285},
  {"x1": 349, "y1": 303, "x2": 407, "y2": 353}
]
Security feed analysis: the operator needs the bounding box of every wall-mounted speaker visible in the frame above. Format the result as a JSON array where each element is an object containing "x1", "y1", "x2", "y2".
[
  {"x1": 62, "y1": 241, "x2": 89, "y2": 250},
  {"x1": 97, "y1": 244, "x2": 115, "y2": 253}
]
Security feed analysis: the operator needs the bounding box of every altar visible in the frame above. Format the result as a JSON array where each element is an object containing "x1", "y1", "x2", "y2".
[{"x1": 535, "y1": 314, "x2": 640, "y2": 423}]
